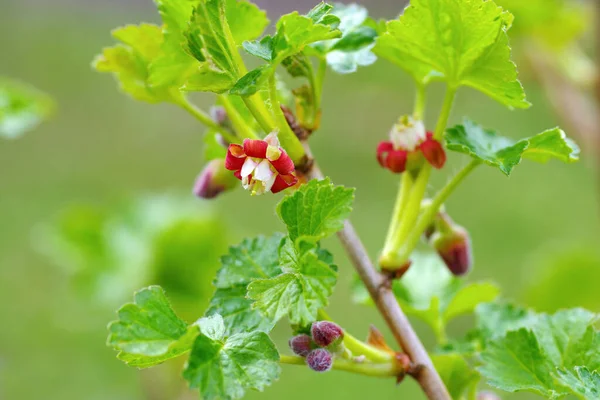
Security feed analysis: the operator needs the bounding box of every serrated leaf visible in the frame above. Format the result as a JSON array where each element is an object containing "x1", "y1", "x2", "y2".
[
  {"x1": 207, "y1": 234, "x2": 283, "y2": 334},
  {"x1": 480, "y1": 329, "x2": 563, "y2": 398},
  {"x1": 277, "y1": 178, "x2": 354, "y2": 242},
  {"x1": 374, "y1": 0, "x2": 529, "y2": 108},
  {"x1": 247, "y1": 238, "x2": 337, "y2": 325},
  {"x1": 0, "y1": 78, "x2": 54, "y2": 139},
  {"x1": 556, "y1": 367, "x2": 600, "y2": 400},
  {"x1": 183, "y1": 314, "x2": 280, "y2": 400},
  {"x1": 107, "y1": 286, "x2": 197, "y2": 368},
  {"x1": 94, "y1": 24, "x2": 177, "y2": 103},
  {"x1": 446, "y1": 119, "x2": 579, "y2": 176},
  {"x1": 476, "y1": 302, "x2": 537, "y2": 341},
  {"x1": 432, "y1": 353, "x2": 480, "y2": 400}
]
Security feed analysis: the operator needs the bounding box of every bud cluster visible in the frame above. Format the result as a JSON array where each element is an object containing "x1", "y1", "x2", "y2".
[{"x1": 288, "y1": 321, "x2": 345, "y2": 373}]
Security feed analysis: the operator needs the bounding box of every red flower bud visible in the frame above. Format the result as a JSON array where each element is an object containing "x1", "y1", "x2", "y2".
[
  {"x1": 311, "y1": 321, "x2": 344, "y2": 348},
  {"x1": 289, "y1": 334, "x2": 313, "y2": 357},
  {"x1": 193, "y1": 159, "x2": 238, "y2": 199},
  {"x1": 306, "y1": 349, "x2": 333, "y2": 372},
  {"x1": 420, "y1": 132, "x2": 446, "y2": 169},
  {"x1": 431, "y1": 225, "x2": 473, "y2": 276}
]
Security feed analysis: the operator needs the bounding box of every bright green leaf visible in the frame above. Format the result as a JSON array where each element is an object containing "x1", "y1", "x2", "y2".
[
  {"x1": 225, "y1": 0, "x2": 269, "y2": 45},
  {"x1": 107, "y1": 286, "x2": 197, "y2": 368},
  {"x1": 432, "y1": 353, "x2": 480, "y2": 400},
  {"x1": 277, "y1": 178, "x2": 354, "y2": 242},
  {"x1": 207, "y1": 234, "x2": 283, "y2": 334},
  {"x1": 445, "y1": 119, "x2": 579, "y2": 176},
  {"x1": 247, "y1": 238, "x2": 337, "y2": 326},
  {"x1": 374, "y1": 0, "x2": 529, "y2": 108},
  {"x1": 183, "y1": 314, "x2": 280, "y2": 400},
  {"x1": 0, "y1": 78, "x2": 54, "y2": 139},
  {"x1": 476, "y1": 302, "x2": 537, "y2": 341},
  {"x1": 443, "y1": 282, "x2": 501, "y2": 324},
  {"x1": 556, "y1": 367, "x2": 600, "y2": 400},
  {"x1": 229, "y1": 66, "x2": 272, "y2": 96}
]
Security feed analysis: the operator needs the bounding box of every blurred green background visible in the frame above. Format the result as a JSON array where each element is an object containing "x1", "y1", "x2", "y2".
[{"x1": 1, "y1": 1, "x2": 599, "y2": 399}]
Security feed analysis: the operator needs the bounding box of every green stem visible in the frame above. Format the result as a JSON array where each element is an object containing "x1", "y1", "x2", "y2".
[
  {"x1": 279, "y1": 355, "x2": 401, "y2": 378},
  {"x1": 314, "y1": 58, "x2": 327, "y2": 111},
  {"x1": 395, "y1": 160, "x2": 479, "y2": 263},
  {"x1": 178, "y1": 97, "x2": 238, "y2": 144},
  {"x1": 218, "y1": 95, "x2": 259, "y2": 140},
  {"x1": 380, "y1": 86, "x2": 458, "y2": 269},
  {"x1": 382, "y1": 173, "x2": 414, "y2": 257},
  {"x1": 414, "y1": 84, "x2": 427, "y2": 120},
  {"x1": 268, "y1": 73, "x2": 306, "y2": 163},
  {"x1": 242, "y1": 96, "x2": 275, "y2": 134}
]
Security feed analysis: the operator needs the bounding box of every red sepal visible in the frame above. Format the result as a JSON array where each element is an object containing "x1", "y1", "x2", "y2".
[
  {"x1": 377, "y1": 141, "x2": 394, "y2": 167},
  {"x1": 420, "y1": 132, "x2": 446, "y2": 169},
  {"x1": 270, "y1": 150, "x2": 295, "y2": 175},
  {"x1": 225, "y1": 144, "x2": 246, "y2": 171},
  {"x1": 243, "y1": 139, "x2": 268, "y2": 158},
  {"x1": 271, "y1": 173, "x2": 298, "y2": 194},
  {"x1": 386, "y1": 149, "x2": 408, "y2": 173}
]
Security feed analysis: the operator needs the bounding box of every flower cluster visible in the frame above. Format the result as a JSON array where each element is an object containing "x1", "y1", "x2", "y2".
[
  {"x1": 377, "y1": 117, "x2": 446, "y2": 173},
  {"x1": 225, "y1": 133, "x2": 298, "y2": 195},
  {"x1": 289, "y1": 321, "x2": 345, "y2": 372}
]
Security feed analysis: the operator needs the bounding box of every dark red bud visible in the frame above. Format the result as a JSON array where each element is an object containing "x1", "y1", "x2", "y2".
[
  {"x1": 306, "y1": 349, "x2": 333, "y2": 372},
  {"x1": 311, "y1": 321, "x2": 344, "y2": 348},
  {"x1": 420, "y1": 133, "x2": 446, "y2": 169},
  {"x1": 431, "y1": 226, "x2": 472, "y2": 276},
  {"x1": 288, "y1": 334, "x2": 313, "y2": 357},
  {"x1": 193, "y1": 159, "x2": 238, "y2": 199}
]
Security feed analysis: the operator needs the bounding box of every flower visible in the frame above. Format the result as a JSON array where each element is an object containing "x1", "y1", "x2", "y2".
[
  {"x1": 377, "y1": 116, "x2": 446, "y2": 173},
  {"x1": 225, "y1": 133, "x2": 298, "y2": 195}
]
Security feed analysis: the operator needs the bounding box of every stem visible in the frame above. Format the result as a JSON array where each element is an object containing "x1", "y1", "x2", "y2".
[
  {"x1": 218, "y1": 95, "x2": 259, "y2": 140},
  {"x1": 314, "y1": 58, "x2": 327, "y2": 111},
  {"x1": 268, "y1": 73, "x2": 307, "y2": 163},
  {"x1": 178, "y1": 97, "x2": 238, "y2": 144},
  {"x1": 306, "y1": 160, "x2": 451, "y2": 400},
  {"x1": 396, "y1": 160, "x2": 479, "y2": 263},
  {"x1": 382, "y1": 173, "x2": 414, "y2": 257},
  {"x1": 433, "y1": 87, "x2": 457, "y2": 142},
  {"x1": 279, "y1": 355, "x2": 402, "y2": 378},
  {"x1": 414, "y1": 84, "x2": 427, "y2": 120},
  {"x1": 242, "y1": 96, "x2": 275, "y2": 135}
]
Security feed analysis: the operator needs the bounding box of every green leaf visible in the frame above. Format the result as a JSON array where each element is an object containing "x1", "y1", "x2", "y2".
[
  {"x1": 445, "y1": 119, "x2": 580, "y2": 176},
  {"x1": 480, "y1": 328, "x2": 563, "y2": 398},
  {"x1": 207, "y1": 234, "x2": 283, "y2": 334},
  {"x1": 374, "y1": 0, "x2": 529, "y2": 108},
  {"x1": 229, "y1": 65, "x2": 272, "y2": 96},
  {"x1": 277, "y1": 178, "x2": 355, "y2": 242},
  {"x1": 225, "y1": 0, "x2": 269, "y2": 45},
  {"x1": 556, "y1": 367, "x2": 600, "y2": 400},
  {"x1": 94, "y1": 24, "x2": 177, "y2": 103},
  {"x1": 107, "y1": 286, "x2": 197, "y2": 368},
  {"x1": 247, "y1": 238, "x2": 337, "y2": 326},
  {"x1": 183, "y1": 314, "x2": 280, "y2": 400},
  {"x1": 432, "y1": 353, "x2": 480, "y2": 400},
  {"x1": 476, "y1": 302, "x2": 537, "y2": 341},
  {"x1": 0, "y1": 78, "x2": 54, "y2": 139}
]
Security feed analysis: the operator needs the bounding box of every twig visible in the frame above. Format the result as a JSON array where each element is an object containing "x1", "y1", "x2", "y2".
[{"x1": 304, "y1": 145, "x2": 451, "y2": 400}]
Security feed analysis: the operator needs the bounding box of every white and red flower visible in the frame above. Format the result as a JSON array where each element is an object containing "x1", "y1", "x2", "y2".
[
  {"x1": 377, "y1": 117, "x2": 446, "y2": 173},
  {"x1": 225, "y1": 133, "x2": 298, "y2": 195}
]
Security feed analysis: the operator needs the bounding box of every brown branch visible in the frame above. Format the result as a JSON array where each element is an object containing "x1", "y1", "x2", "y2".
[{"x1": 304, "y1": 151, "x2": 450, "y2": 400}]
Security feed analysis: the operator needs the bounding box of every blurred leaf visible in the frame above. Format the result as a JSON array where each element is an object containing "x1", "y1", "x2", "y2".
[
  {"x1": 432, "y1": 353, "x2": 480, "y2": 399},
  {"x1": 496, "y1": 0, "x2": 590, "y2": 51},
  {"x1": 0, "y1": 78, "x2": 54, "y2": 139},
  {"x1": 229, "y1": 65, "x2": 272, "y2": 96},
  {"x1": 183, "y1": 314, "x2": 280, "y2": 400},
  {"x1": 277, "y1": 178, "x2": 355, "y2": 242},
  {"x1": 107, "y1": 286, "x2": 198, "y2": 368},
  {"x1": 556, "y1": 367, "x2": 600, "y2": 400},
  {"x1": 476, "y1": 302, "x2": 536, "y2": 341},
  {"x1": 445, "y1": 119, "x2": 579, "y2": 176},
  {"x1": 94, "y1": 24, "x2": 178, "y2": 103},
  {"x1": 207, "y1": 234, "x2": 283, "y2": 334},
  {"x1": 225, "y1": 0, "x2": 269, "y2": 45},
  {"x1": 247, "y1": 237, "x2": 337, "y2": 325},
  {"x1": 374, "y1": 0, "x2": 529, "y2": 108}
]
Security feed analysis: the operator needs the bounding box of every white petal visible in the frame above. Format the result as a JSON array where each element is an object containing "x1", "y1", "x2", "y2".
[
  {"x1": 390, "y1": 117, "x2": 426, "y2": 151},
  {"x1": 241, "y1": 157, "x2": 259, "y2": 178},
  {"x1": 263, "y1": 172, "x2": 277, "y2": 192},
  {"x1": 254, "y1": 159, "x2": 275, "y2": 182}
]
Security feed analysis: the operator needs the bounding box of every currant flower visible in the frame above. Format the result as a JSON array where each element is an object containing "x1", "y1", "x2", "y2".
[
  {"x1": 225, "y1": 132, "x2": 298, "y2": 195},
  {"x1": 193, "y1": 159, "x2": 238, "y2": 199},
  {"x1": 377, "y1": 116, "x2": 446, "y2": 173}
]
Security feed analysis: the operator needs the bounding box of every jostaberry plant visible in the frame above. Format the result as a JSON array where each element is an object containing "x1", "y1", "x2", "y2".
[{"x1": 94, "y1": 1, "x2": 598, "y2": 399}]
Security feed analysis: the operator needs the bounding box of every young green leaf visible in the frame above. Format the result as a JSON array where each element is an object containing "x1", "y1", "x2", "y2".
[
  {"x1": 225, "y1": 0, "x2": 269, "y2": 45},
  {"x1": 207, "y1": 234, "x2": 283, "y2": 334},
  {"x1": 374, "y1": 0, "x2": 529, "y2": 108},
  {"x1": 107, "y1": 286, "x2": 198, "y2": 368},
  {"x1": 445, "y1": 119, "x2": 580, "y2": 176},
  {"x1": 94, "y1": 24, "x2": 177, "y2": 103},
  {"x1": 0, "y1": 78, "x2": 54, "y2": 139},
  {"x1": 556, "y1": 367, "x2": 600, "y2": 400},
  {"x1": 247, "y1": 238, "x2": 337, "y2": 326},
  {"x1": 475, "y1": 302, "x2": 537, "y2": 342},
  {"x1": 183, "y1": 314, "x2": 280, "y2": 400},
  {"x1": 277, "y1": 178, "x2": 355, "y2": 242},
  {"x1": 432, "y1": 353, "x2": 480, "y2": 400}
]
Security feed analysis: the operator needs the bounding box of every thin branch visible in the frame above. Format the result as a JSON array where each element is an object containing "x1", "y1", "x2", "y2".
[{"x1": 304, "y1": 146, "x2": 451, "y2": 400}]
